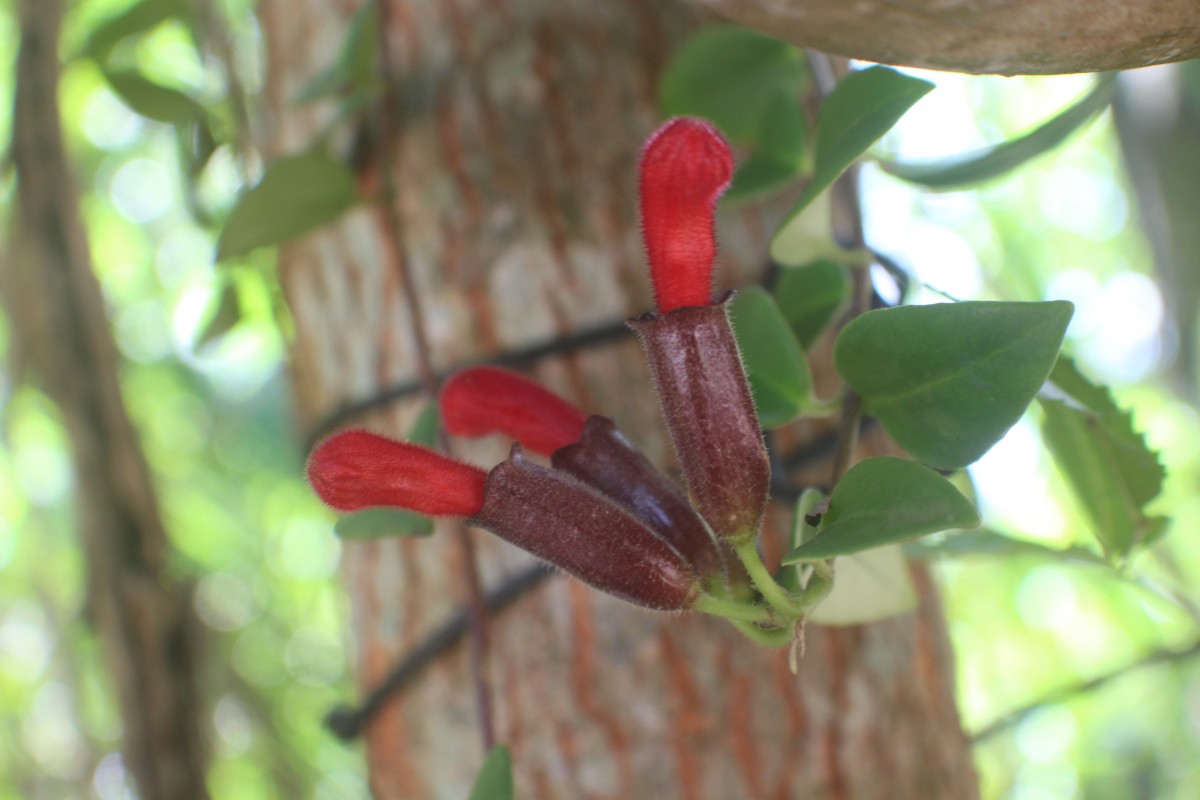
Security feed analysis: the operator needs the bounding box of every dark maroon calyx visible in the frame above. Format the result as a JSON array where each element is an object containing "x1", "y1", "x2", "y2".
[
  {"x1": 552, "y1": 415, "x2": 725, "y2": 582},
  {"x1": 469, "y1": 445, "x2": 701, "y2": 611},
  {"x1": 629, "y1": 297, "x2": 770, "y2": 543}
]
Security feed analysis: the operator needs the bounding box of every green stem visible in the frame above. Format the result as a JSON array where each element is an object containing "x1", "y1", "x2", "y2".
[
  {"x1": 694, "y1": 593, "x2": 776, "y2": 625},
  {"x1": 729, "y1": 619, "x2": 796, "y2": 649},
  {"x1": 796, "y1": 565, "x2": 835, "y2": 613},
  {"x1": 733, "y1": 539, "x2": 803, "y2": 618}
]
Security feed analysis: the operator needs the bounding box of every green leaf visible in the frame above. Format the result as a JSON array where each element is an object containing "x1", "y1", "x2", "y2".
[
  {"x1": 216, "y1": 152, "x2": 358, "y2": 260},
  {"x1": 905, "y1": 528, "x2": 1106, "y2": 565},
  {"x1": 82, "y1": 0, "x2": 190, "y2": 62},
  {"x1": 294, "y1": 1, "x2": 381, "y2": 103},
  {"x1": 782, "y1": 457, "x2": 979, "y2": 562},
  {"x1": 807, "y1": 545, "x2": 917, "y2": 626},
  {"x1": 772, "y1": 259, "x2": 850, "y2": 349},
  {"x1": 776, "y1": 66, "x2": 932, "y2": 233},
  {"x1": 1041, "y1": 359, "x2": 1161, "y2": 534},
  {"x1": 1040, "y1": 396, "x2": 1165, "y2": 559},
  {"x1": 729, "y1": 286, "x2": 813, "y2": 428},
  {"x1": 196, "y1": 281, "x2": 241, "y2": 349},
  {"x1": 725, "y1": 90, "x2": 807, "y2": 202},
  {"x1": 467, "y1": 746, "x2": 513, "y2": 800},
  {"x1": 778, "y1": 489, "x2": 825, "y2": 593},
  {"x1": 334, "y1": 507, "x2": 434, "y2": 540},
  {"x1": 835, "y1": 301, "x2": 1073, "y2": 470},
  {"x1": 407, "y1": 404, "x2": 440, "y2": 448},
  {"x1": 882, "y1": 74, "x2": 1116, "y2": 189},
  {"x1": 102, "y1": 69, "x2": 206, "y2": 126},
  {"x1": 660, "y1": 25, "x2": 805, "y2": 144}
]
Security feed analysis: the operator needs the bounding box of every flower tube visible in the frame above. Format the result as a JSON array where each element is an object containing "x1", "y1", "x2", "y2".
[
  {"x1": 307, "y1": 429, "x2": 701, "y2": 611},
  {"x1": 633, "y1": 118, "x2": 770, "y2": 543}
]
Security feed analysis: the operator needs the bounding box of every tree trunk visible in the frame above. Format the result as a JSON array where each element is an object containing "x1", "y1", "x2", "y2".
[
  {"x1": 6, "y1": 1, "x2": 208, "y2": 797},
  {"x1": 262, "y1": 1, "x2": 979, "y2": 797}
]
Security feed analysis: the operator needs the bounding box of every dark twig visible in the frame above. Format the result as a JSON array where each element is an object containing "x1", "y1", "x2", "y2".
[
  {"x1": 325, "y1": 563, "x2": 554, "y2": 741},
  {"x1": 970, "y1": 636, "x2": 1200, "y2": 743}
]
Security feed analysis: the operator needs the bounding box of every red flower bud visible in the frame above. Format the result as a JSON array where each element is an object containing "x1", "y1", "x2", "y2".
[
  {"x1": 440, "y1": 366, "x2": 587, "y2": 456},
  {"x1": 630, "y1": 299, "x2": 770, "y2": 543},
  {"x1": 307, "y1": 430, "x2": 486, "y2": 516},
  {"x1": 552, "y1": 416, "x2": 726, "y2": 581},
  {"x1": 471, "y1": 445, "x2": 701, "y2": 610},
  {"x1": 639, "y1": 117, "x2": 734, "y2": 313}
]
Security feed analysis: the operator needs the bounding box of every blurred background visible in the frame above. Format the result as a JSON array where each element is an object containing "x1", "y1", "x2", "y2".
[{"x1": 1, "y1": 1, "x2": 1198, "y2": 798}]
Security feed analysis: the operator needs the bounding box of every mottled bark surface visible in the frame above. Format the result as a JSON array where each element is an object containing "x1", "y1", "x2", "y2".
[
  {"x1": 6, "y1": 1, "x2": 208, "y2": 797},
  {"x1": 263, "y1": 1, "x2": 979, "y2": 797},
  {"x1": 689, "y1": 0, "x2": 1200, "y2": 75}
]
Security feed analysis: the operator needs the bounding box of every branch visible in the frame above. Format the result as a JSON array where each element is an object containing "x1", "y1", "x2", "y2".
[
  {"x1": 686, "y1": 0, "x2": 1200, "y2": 75},
  {"x1": 971, "y1": 636, "x2": 1200, "y2": 743},
  {"x1": 325, "y1": 563, "x2": 553, "y2": 741}
]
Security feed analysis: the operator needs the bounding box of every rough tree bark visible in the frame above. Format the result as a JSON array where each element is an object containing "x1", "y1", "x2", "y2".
[
  {"x1": 5, "y1": 1, "x2": 209, "y2": 798},
  {"x1": 263, "y1": 1, "x2": 978, "y2": 797},
  {"x1": 687, "y1": 0, "x2": 1200, "y2": 75}
]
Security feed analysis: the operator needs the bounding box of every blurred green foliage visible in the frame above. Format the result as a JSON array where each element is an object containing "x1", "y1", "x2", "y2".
[
  {"x1": 0, "y1": 4, "x2": 1197, "y2": 799},
  {"x1": 1, "y1": 1, "x2": 363, "y2": 797}
]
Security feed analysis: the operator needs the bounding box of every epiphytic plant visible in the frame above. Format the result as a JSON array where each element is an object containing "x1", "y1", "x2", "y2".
[{"x1": 307, "y1": 118, "x2": 996, "y2": 646}]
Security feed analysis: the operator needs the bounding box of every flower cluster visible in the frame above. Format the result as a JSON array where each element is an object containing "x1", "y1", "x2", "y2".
[{"x1": 308, "y1": 119, "x2": 784, "y2": 627}]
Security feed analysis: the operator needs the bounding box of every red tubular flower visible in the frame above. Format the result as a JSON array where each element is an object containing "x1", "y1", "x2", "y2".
[
  {"x1": 633, "y1": 118, "x2": 770, "y2": 542},
  {"x1": 639, "y1": 117, "x2": 734, "y2": 313},
  {"x1": 440, "y1": 366, "x2": 587, "y2": 456},
  {"x1": 307, "y1": 430, "x2": 485, "y2": 516}
]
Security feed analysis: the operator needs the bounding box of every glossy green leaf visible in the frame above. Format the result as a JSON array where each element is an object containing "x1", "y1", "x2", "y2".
[
  {"x1": 772, "y1": 259, "x2": 850, "y2": 349},
  {"x1": 103, "y1": 69, "x2": 206, "y2": 126},
  {"x1": 1040, "y1": 395, "x2": 1166, "y2": 560},
  {"x1": 82, "y1": 0, "x2": 190, "y2": 62},
  {"x1": 294, "y1": 0, "x2": 380, "y2": 103},
  {"x1": 835, "y1": 301, "x2": 1073, "y2": 470},
  {"x1": 882, "y1": 74, "x2": 1116, "y2": 189},
  {"x1": 216, "y1": 152, "x2": 358, "y2": 260},
  {"x1": 726, "y1": 90, "x2": 807, "y2": 201},
  {"x1": 467, "y1": 745, "x2": 513, "y2": 800},
  {"x1": 334, "y1": 507, "x2": 434, "y2": 539},
  {"x1": 776, "y1": 66, "x2": 932, "y2": 232},
  {"x1": 730, "y1": 286, "x2": 813, "y2": 429},
  {"x1": 660, "y1": 25, "x2": 805, "y2": 144},
  {"x1": 782, "y1": 457, "x2": 979, "y2": 562},
  {"x1": 807, "y1": 545, "x2": 917, "y2": 626}
]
